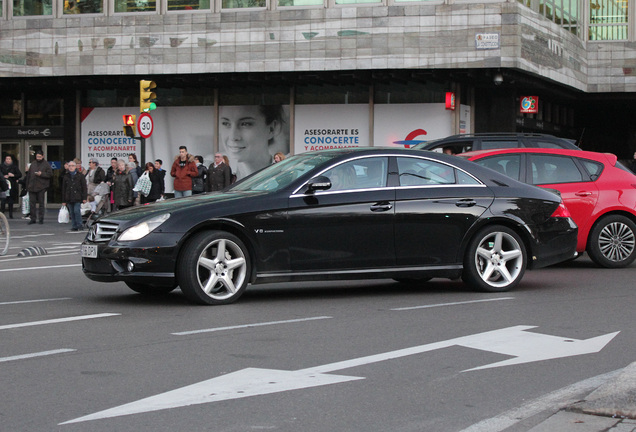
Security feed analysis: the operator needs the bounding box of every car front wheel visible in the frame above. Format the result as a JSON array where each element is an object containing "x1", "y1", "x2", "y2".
[
  {"x1": 587, "y1": 215, "x2": 636, "y2": 268},
  {"x1": 462, "y1": 225, "x2": 526, "y2": 292},
  {"x1": 178, "y1": 231, "x2": 250, "y2": 305}
]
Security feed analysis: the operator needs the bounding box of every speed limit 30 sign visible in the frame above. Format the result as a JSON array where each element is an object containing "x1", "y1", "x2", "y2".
[{"x1": 138, "y1": 113, "x2": 154, "y2": 139}]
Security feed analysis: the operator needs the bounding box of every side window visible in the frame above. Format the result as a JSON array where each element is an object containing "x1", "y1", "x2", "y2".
[
  {"x1": 397, "y1": 157, "x2": 456, "y2": 186},
  {"x1": 580, "y1": 159, "x2": 604, "y2": 180},
  {"x1": 474, "y1": 155, "x2": 522, "y2": 181},
  {"x1": 430, "y1": 141, "x2": 472, "y2": 154},
  {"x1": 529, "y1": 155, "x2": 583, "y2": 185},
  {"x1": 323, "y1": 158, "x2": 388, "y2": 192},
  {"x1": 480, "y1": 140, "x2": 519, "y2": 150}
]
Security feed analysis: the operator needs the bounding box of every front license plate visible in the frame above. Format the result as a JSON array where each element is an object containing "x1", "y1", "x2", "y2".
[{"x1": 81, "y1": 244, "x2": 98, "y2": 258}]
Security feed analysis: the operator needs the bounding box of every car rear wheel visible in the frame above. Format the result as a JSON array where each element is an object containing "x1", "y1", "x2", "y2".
[
  {"x1": 587, "y1": 215, "x2": 636, "y2": 268},
  {"x1": 462, "y1": 225, "x2": 526, "y2": 292},
  {"x1": 124, "y1": 282, "x2": 176, "y2": 295},
  {"x1": 178, "y1": 231, "x2": 250, "y2": 305}
]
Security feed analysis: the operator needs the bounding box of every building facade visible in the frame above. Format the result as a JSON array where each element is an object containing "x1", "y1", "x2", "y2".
[{"x1": 0, "y1": 0, "x2": 634, "y2": 196}]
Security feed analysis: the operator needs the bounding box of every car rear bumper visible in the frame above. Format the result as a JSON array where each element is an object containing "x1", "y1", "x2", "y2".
[{"x1": 529, "y1": 218, "x2": 578, "y2": 269}]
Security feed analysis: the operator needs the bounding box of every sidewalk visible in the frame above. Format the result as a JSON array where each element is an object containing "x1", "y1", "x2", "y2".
[{"x1": 525, "y1": 361, "x2": 636, "y2": 432}]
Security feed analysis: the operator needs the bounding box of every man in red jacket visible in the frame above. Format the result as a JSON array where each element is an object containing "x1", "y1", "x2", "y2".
[{"x1": 170, "y1": 146, "x2": 198, "y2": 198}]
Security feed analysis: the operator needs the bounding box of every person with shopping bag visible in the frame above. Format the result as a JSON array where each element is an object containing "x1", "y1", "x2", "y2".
[{"x1": 61, "y1": 160, "x2": 88, "y2": 231}]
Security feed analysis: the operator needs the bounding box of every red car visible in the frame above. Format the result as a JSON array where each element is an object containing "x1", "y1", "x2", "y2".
[{"x1": 461, "y1": 148, "x2": 636, "y2": 268}]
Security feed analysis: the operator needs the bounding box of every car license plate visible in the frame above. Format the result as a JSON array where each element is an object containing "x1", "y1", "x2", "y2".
[{"x1": 81, "y1": 244, "x2": 98, "y2": 258}]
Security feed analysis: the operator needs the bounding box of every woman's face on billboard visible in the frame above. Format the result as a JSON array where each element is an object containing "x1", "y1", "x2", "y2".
[{"x1": 220, "y1": 106, "x2": 275, "y2": 165}]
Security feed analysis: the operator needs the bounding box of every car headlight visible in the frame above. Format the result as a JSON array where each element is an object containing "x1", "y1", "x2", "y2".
[{"x1": 118, "y1": 213, "x2": 171, "y2": 242}]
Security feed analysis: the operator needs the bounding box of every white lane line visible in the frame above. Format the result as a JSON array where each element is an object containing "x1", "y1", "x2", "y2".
[
  {"x1": 0, "y1": 263, "x2": 82, "y2": 272},
  {"x1": 391, "y1": 297, "x2": 514, "y2": 311},
  {"x1": 10, "y1": 234, "x2": 55, "y2": 239},
  {"x1": 458, "y1": 368, "x2": 622, "y2": 432},
  {"x1": 0, "y1": 349, "x2": 76, "y2": 363},
  {"x1": 0, "y1": 253, "x2": 80, "y2": 263},
  {"x1": 172, "y1": 316, "x2": 333, "y2": 336},
  {"x1": 0, "y1": 313, "x2": 120, "y2": 330},
  {"x1": 0, "y1": 298, "x2": 71, "y2": 306}
]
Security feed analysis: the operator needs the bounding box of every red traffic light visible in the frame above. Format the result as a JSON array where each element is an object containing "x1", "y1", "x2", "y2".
[{"x1": 123, "y1": 114, "x2": 136, "y2": 126}]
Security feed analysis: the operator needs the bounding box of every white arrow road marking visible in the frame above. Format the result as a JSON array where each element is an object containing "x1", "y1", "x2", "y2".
[
  {"x1": 60, "y1": 325, "x2": 619, "y2": 425},
  {"x1": 0, "y1": 264, "x2": 82, "y2": 272}
]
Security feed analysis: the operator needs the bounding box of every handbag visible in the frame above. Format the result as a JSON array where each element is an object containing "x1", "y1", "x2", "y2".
[
  {"x1": 133, "y1": 172, "x2": 152, "y2": 197},
  {"x1": 58, "y1": 205, "x2": 70, "y2": 224}
]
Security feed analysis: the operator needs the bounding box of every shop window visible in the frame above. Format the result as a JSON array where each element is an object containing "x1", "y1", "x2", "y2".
[
  {"x1": 295, "y1": 83, "x2": 368, "y2": 105},
  {"x1": 278, "y1": 0, "x2": 322, "y2": 5},
  {"x1": 114, "y1": 0, "x2": 156, "y2": 13},
  {"x1": 64, "y1": 0, "x2": 103, "y2": 14},
  {"x1": 13, "y1": 0, "x2": 52, "y2": 15},
  {"x1": 0, "y1": 99, "x2": 22, "y2": 126},
  {"x1": 374, "y1": 81, "x2": 446, "y2": 104},
  {"x1": 25, "y1": 98, "x2": 63, "y2": 126}
]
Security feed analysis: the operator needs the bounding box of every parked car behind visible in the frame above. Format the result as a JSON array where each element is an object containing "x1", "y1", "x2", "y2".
[
  {"x1": 413, "y1": 133, "x2": 580, "y2": 154},
  {"x1": 82, "y1": 147, "x2": 578, "y2": 305},
  {"x1": 462, "y1": 148, "x2": 636, "y2": 268}
]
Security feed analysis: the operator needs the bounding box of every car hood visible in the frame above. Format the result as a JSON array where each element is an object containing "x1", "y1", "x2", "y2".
[{"x1": 97, "y1": 190, "x2": 271, "y2": 227}]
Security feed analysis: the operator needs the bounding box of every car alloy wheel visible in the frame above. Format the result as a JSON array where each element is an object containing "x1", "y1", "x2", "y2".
[
  {"x1": 588, "y1": 215, "x2": 636, "y2": 268},
  {"x1": 463, "y1": 225, "x2": 526, "y2": 292},
  {"x1": 178, "y1": 231, "x2": 250, "y2": 305}
]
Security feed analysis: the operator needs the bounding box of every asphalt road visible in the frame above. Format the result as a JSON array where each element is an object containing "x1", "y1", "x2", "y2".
[{"x1": 1, "y1": 216, "x2": 635, "y2": 432}]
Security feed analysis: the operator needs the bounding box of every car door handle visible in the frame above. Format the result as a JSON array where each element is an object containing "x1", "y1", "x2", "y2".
[
  {"x1": 575, "y1": 191, "x2": 592, "y2": 197},
  {"x1": 455, "y1": 199, "x2": 477, "y2": 207},
  {"x1": 370, "y1": 202, "x2": 393, "y2": 212}
]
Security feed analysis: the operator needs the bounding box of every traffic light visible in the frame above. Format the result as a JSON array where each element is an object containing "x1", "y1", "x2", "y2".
[
  {"x1": 140, "y1": 80, "x2": 157, "y2": 113},
  {"x1": 123, "y1": 114, "x2": 136, "y2": 138}
]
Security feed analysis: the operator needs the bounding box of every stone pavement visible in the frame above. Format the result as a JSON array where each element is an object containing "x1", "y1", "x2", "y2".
[{"x1": 525, "y1": 361, "x2": 636, "y2": 432}]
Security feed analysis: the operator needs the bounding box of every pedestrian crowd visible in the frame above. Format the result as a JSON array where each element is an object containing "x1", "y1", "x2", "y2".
[{"x1": 1, "y1": 147, "x2": 238, "y2": 230}]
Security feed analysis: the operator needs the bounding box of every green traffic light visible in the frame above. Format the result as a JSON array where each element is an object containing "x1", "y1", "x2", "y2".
[{"x1": 143, "y1": 103, "x2": 157, "y2": 112}]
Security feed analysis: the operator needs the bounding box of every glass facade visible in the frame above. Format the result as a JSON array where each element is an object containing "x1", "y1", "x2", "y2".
[
  {"x1": 518, "y1": 0, "x2": 581, "y2": 36},
  {"x1": 115, "y1": 0, "x2": 156, "y2": 12},
  {"x1": 589, "y1": 0, "x2": 629, "y2": 40},
  {"x1": 167, "y1": 0, "x2": 209, "y2": 10},
  {"x1": 13, "y1": 0, "x2": 53, "y2": 15},
  {"x1": 63, "y1": 0, "x2": 102, "y2": 14},
  {"x1": 221, "y1": 0, "x2": 264, "y2": 7}
]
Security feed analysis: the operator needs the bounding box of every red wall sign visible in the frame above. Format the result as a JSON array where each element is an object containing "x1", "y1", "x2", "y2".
[
  {"x1": 445, "y1": 92, "x2": 456, "y2": 111},
  {"x1": 520, "y1": 96, "x2": 539, "y2": 114}
]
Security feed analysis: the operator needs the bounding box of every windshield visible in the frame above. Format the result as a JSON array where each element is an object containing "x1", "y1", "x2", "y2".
[{"x1": 230, "y1": 153, "x2": 339, "y2": 192}]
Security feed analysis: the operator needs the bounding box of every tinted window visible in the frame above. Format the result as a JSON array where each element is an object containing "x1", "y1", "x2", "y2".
[
  {"x1": 423, "y1": 140, "x2": 473, "y2": 154},
  {"x1": 530, "y1": 155, "x2": 583, "y2": 184},
  {"x1": 480, "y1": 140, "x2": 519, "y2": 150},
  {"x1": 397, "y1": 157, "x2": 459, "y2": 186},
  {"x1": 533, "y1": 140, "x2": 566, "y2": 149},
  {"x1": 322, "y1": 157, "x2": 388, "y2": 191},
  {"x1": 474, "y1": 154, "x2": 522, "y2": 181}
]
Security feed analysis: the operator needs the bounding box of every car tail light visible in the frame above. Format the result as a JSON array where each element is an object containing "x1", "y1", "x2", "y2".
[{"x1": 551, "y1": 202, "x2": 572, "y2": 218}]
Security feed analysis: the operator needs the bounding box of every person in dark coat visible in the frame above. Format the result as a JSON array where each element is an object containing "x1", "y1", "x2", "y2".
[
  {"x1": 0, "y1": 155, "x2": 22, "y2": 219},
  {"x1": 206, "y1": 153, "x2": 231, "y2": 192},
  {"x1": 61, "y1": 160, "x2": 88, "y2": 231},
  {"x1": 112, "y1": 160, "x2": 134, "y2": 210},
  {"x1": 140, "y1": 162, "x2": 164, "y2": 204},
  {"x1": 192, "y1": 155, "x2": 207, "y2": 194},
  {"x1": 26, "y1": 150, "x2": 53, "y2": 225}
]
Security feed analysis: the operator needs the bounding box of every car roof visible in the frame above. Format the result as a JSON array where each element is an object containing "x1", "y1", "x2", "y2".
[
  {"x1": 414, "y1": 133, "x2": 580, "y2": 151},
  {"x1": 460, "y1": 148, "x2": 617, "y2": 166}
]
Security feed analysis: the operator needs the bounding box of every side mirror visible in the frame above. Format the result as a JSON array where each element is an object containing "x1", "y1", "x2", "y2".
[{"x1": 306, "y1": 176, "x2": 332, "y2": 193}]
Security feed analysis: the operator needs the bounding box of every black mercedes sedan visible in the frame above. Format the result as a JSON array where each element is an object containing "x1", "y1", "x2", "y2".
[{"x1": 81, "y1": 148, "x2": 577, "y2": 305}]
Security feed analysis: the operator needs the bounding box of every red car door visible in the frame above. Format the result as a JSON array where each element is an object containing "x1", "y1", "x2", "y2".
[{"x1": 528, "y1": 153, "x2": 599, "y2": 251}]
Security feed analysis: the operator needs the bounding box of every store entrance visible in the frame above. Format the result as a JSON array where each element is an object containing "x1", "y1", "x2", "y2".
[{"x1": 26, "y1": 140, "x2": 64, "y2": 204}]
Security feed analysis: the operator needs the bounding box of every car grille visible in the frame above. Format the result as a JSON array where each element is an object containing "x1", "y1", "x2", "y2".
[{"x1": 88, "y1": 222, "x2": 119, "y2": 243}]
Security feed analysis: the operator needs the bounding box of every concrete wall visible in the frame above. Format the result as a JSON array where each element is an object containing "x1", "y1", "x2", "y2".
[{"x1": 0, "y1": 1, "x2": 633, "y2": 93}]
